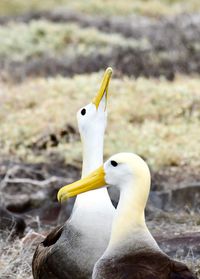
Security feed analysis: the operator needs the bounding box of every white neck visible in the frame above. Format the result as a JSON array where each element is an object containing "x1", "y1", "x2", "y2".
[
  {"x1": 74, "y1": 131, "x2": 112, "y2": 209},
  {"x1": 106, "y1": 177, "x2": 159, "y2": 253},
  {"x1": 81, "y1": 132, "x2": 104, "y2": 176}
]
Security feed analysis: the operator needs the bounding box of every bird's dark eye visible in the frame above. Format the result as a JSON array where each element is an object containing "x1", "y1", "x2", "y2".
[
  {"x1": 81, "y1": 108, "x2": 86, "y2": 115},
  {"x1": 111, "y1": 160, "x2": 118, "y2": 167}
]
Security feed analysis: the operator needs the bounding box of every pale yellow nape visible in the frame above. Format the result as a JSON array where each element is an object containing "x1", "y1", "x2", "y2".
[{"x1": 106, "y1": 153, "x2": 153, "y2": 250}]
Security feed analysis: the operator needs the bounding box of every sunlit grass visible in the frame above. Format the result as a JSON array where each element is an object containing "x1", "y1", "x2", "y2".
[
  {"x1": 0, "y1": 20, "x2": 148, "y2": 62},
  {"x1": 0, "y1": 0, "x2": 200, "y2": 17},
  {"x1": 1, "y1": 72, "x2": 200, "y2": 170},
  {"x1": 0, "y1": 0, "x2": 67, "y2": 16}
]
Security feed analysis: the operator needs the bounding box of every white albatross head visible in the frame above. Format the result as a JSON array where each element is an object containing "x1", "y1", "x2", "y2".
[
  {"x1": 57, "y1": 153, "x2": 151, "y2": 210},
  {"x1": 77, "y1": 67, "x2": 112, "y2": 140}
]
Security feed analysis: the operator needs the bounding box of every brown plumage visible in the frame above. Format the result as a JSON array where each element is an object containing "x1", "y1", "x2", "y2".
[
  {"x1": 95, "y1": 250, "x2": 197, "y2": 279},
  {"x1": 32, "y1": 224, "x2": 89, "y2": 279},
  {"x1": 32, "y1": 225, "x2": 66, "y2": 279}
]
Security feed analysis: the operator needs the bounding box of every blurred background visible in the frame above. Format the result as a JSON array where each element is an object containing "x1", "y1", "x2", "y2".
[{"x1": 0, "y1": 1, "x2": 200, "y2": 278}]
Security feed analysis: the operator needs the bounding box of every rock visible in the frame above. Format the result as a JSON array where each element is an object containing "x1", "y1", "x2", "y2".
[
  {"x1": 155, "y1": 233, "x2": 200, "y2": 258},
  {"x1": 0, "y1": 206, "x2": 26, "y2": 237},
  {"x1": 27, "y1": 202, "x2": 62, "y2": 226},
  {"x1": 148, "y1": 191, "x2": 170, "y2": 210},
  {"x1": 5, "y1": 194, "x2": 30, "y2": 213},
  {"x1": 147, "y1": 184, "x2": 200, "y2": 214},
  {"x1": 3, "y1": 164, "x2": 45, "y2": 181},
  {"x1": 2, "y1": 165, "x2": 73, "y2": 213},
  {"x1": 21, "y1": 231, "x2": 45, "y2": 245},
  {"x1": 30, "y1": 190, "x2": 48, "y2": 207},
  {"x1": 170, "y1": 184, "x2": 200, "y2": 211},
  {"x1": 29, "y1": 198, "x2": 75, "y2": 226}
]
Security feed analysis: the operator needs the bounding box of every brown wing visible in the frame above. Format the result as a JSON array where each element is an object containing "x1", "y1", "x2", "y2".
[
  {"x1": 32, "y1": 224, "x2": 86, "y2": 279},
  {"x1": 95, "y1": 250, "x2": 197, "y2": 279},
  {"x1": 32, "y1": 225, "x2": 64, "y2": 279},
  {"x1": 170, "y1": 259, "x2": 198, "y2": 279}
]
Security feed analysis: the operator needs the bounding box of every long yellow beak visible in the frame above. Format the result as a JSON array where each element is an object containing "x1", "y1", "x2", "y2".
[
  {"x1": 57, "y1": 166, "x2": 106, "y2": 202},
  {"x1": 92, "y1": 67, "x2": 113, "y2": 109}
]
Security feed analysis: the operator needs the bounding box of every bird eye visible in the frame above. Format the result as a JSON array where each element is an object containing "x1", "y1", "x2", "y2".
[
  {"x1": 111, "y1": 160, "x2": 118, "y2": 167},
  {"x1": 81, "y1": 108, "x2": 86, "y2": 115}
]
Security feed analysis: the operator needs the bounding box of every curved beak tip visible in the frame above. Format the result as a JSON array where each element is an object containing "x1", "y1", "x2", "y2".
[
  {"x1": 92, "y1": 67, "x2": 113, "y2": 109},
  {"x1": 57, "y1": 191, "x2": 65, "y2": 203},
  {"x1": 106, "y1": 67, "x2": 113, "y2": 76},
  {"x1": 57, "y1": 193, "x2": 61, "y2": 203}
]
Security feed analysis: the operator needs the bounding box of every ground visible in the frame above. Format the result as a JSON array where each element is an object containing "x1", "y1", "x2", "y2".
[{"x1": 0, "y1": 1, "x2": 200, "y2": 278}]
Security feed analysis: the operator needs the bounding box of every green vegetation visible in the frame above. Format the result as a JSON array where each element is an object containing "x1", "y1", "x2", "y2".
[
  {"x1": 1, "y1": 0, "x2": 200, "y2": 17},
  {"x1": 0, "y1": 0, "x2": 66, "y2": 16},
  {"x1": 0, "y1": 20, "x2": 148, "y2": 62},
  {"x1": 1, "y1": 73, "x2": 200, "y2": 170}
]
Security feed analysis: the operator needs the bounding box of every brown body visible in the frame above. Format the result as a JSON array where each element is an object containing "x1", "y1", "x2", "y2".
[
  {"x1": 95, "y1": 250, "x2": 197, "y2": 279},
  {"x1": 32, "y1": 225, "x2": 88, "y2": 279},
  {"x1": 32, "y1": 226, "x2": 65, "y2": 279}
]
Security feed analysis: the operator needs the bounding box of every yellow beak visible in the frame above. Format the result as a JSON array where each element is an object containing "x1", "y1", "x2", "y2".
[
  {"x1": 57, "y1": 166, "x2": 106, "y2": 202},
  {"x1": 92, "y1": 67, "x2": 113, "y2": 109}
]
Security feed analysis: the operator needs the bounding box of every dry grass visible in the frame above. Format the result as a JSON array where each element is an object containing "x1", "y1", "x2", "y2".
[
  {"x1": 1, "y1": 72, "x2": 200, "y2": 170},
  {"x1": 0, "y1": 216, "x2": 47, "y2": 279},
  {"x1": 0, "y1": 232, "x2": 33, "y2": 279},
  {"x1": 58, "y1": 0, "x2": 200, "y2": 17},
  {"x1": 1, "y1": 0, "x2": 200, "y2": 17},
  {"x1": 0, "y1": 221, "x2": 199, "y2": 279}
]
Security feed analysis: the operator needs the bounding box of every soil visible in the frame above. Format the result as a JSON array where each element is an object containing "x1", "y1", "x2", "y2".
[{"x1": 1, "y1": 159, "x2": 200, "y2": 226}]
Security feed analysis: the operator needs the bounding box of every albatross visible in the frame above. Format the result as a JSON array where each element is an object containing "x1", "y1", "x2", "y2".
[
  {"x1": 58, "y1": 152, "x2": 197, "y2": 279},
  {"x1": 32, "y1": 68, "x2": 115, "y2": 279}
]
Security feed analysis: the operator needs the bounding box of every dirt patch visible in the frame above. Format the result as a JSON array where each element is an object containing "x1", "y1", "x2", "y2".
[
  {"x1": 151, "y1": 165, "x2": 200, "y2": 191},
  {"x1": 1, "y1": 159, "x2": 200, "y2": 224},
  {"x1": 0, "y1": 53, "x2": 110, "y2": 82},
  {"x1": 29, "y1": 124, "x2": 79, "y2": 151},
  {"x1": 0, "y1": 159, "x2": 80, "y2": 223}
]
